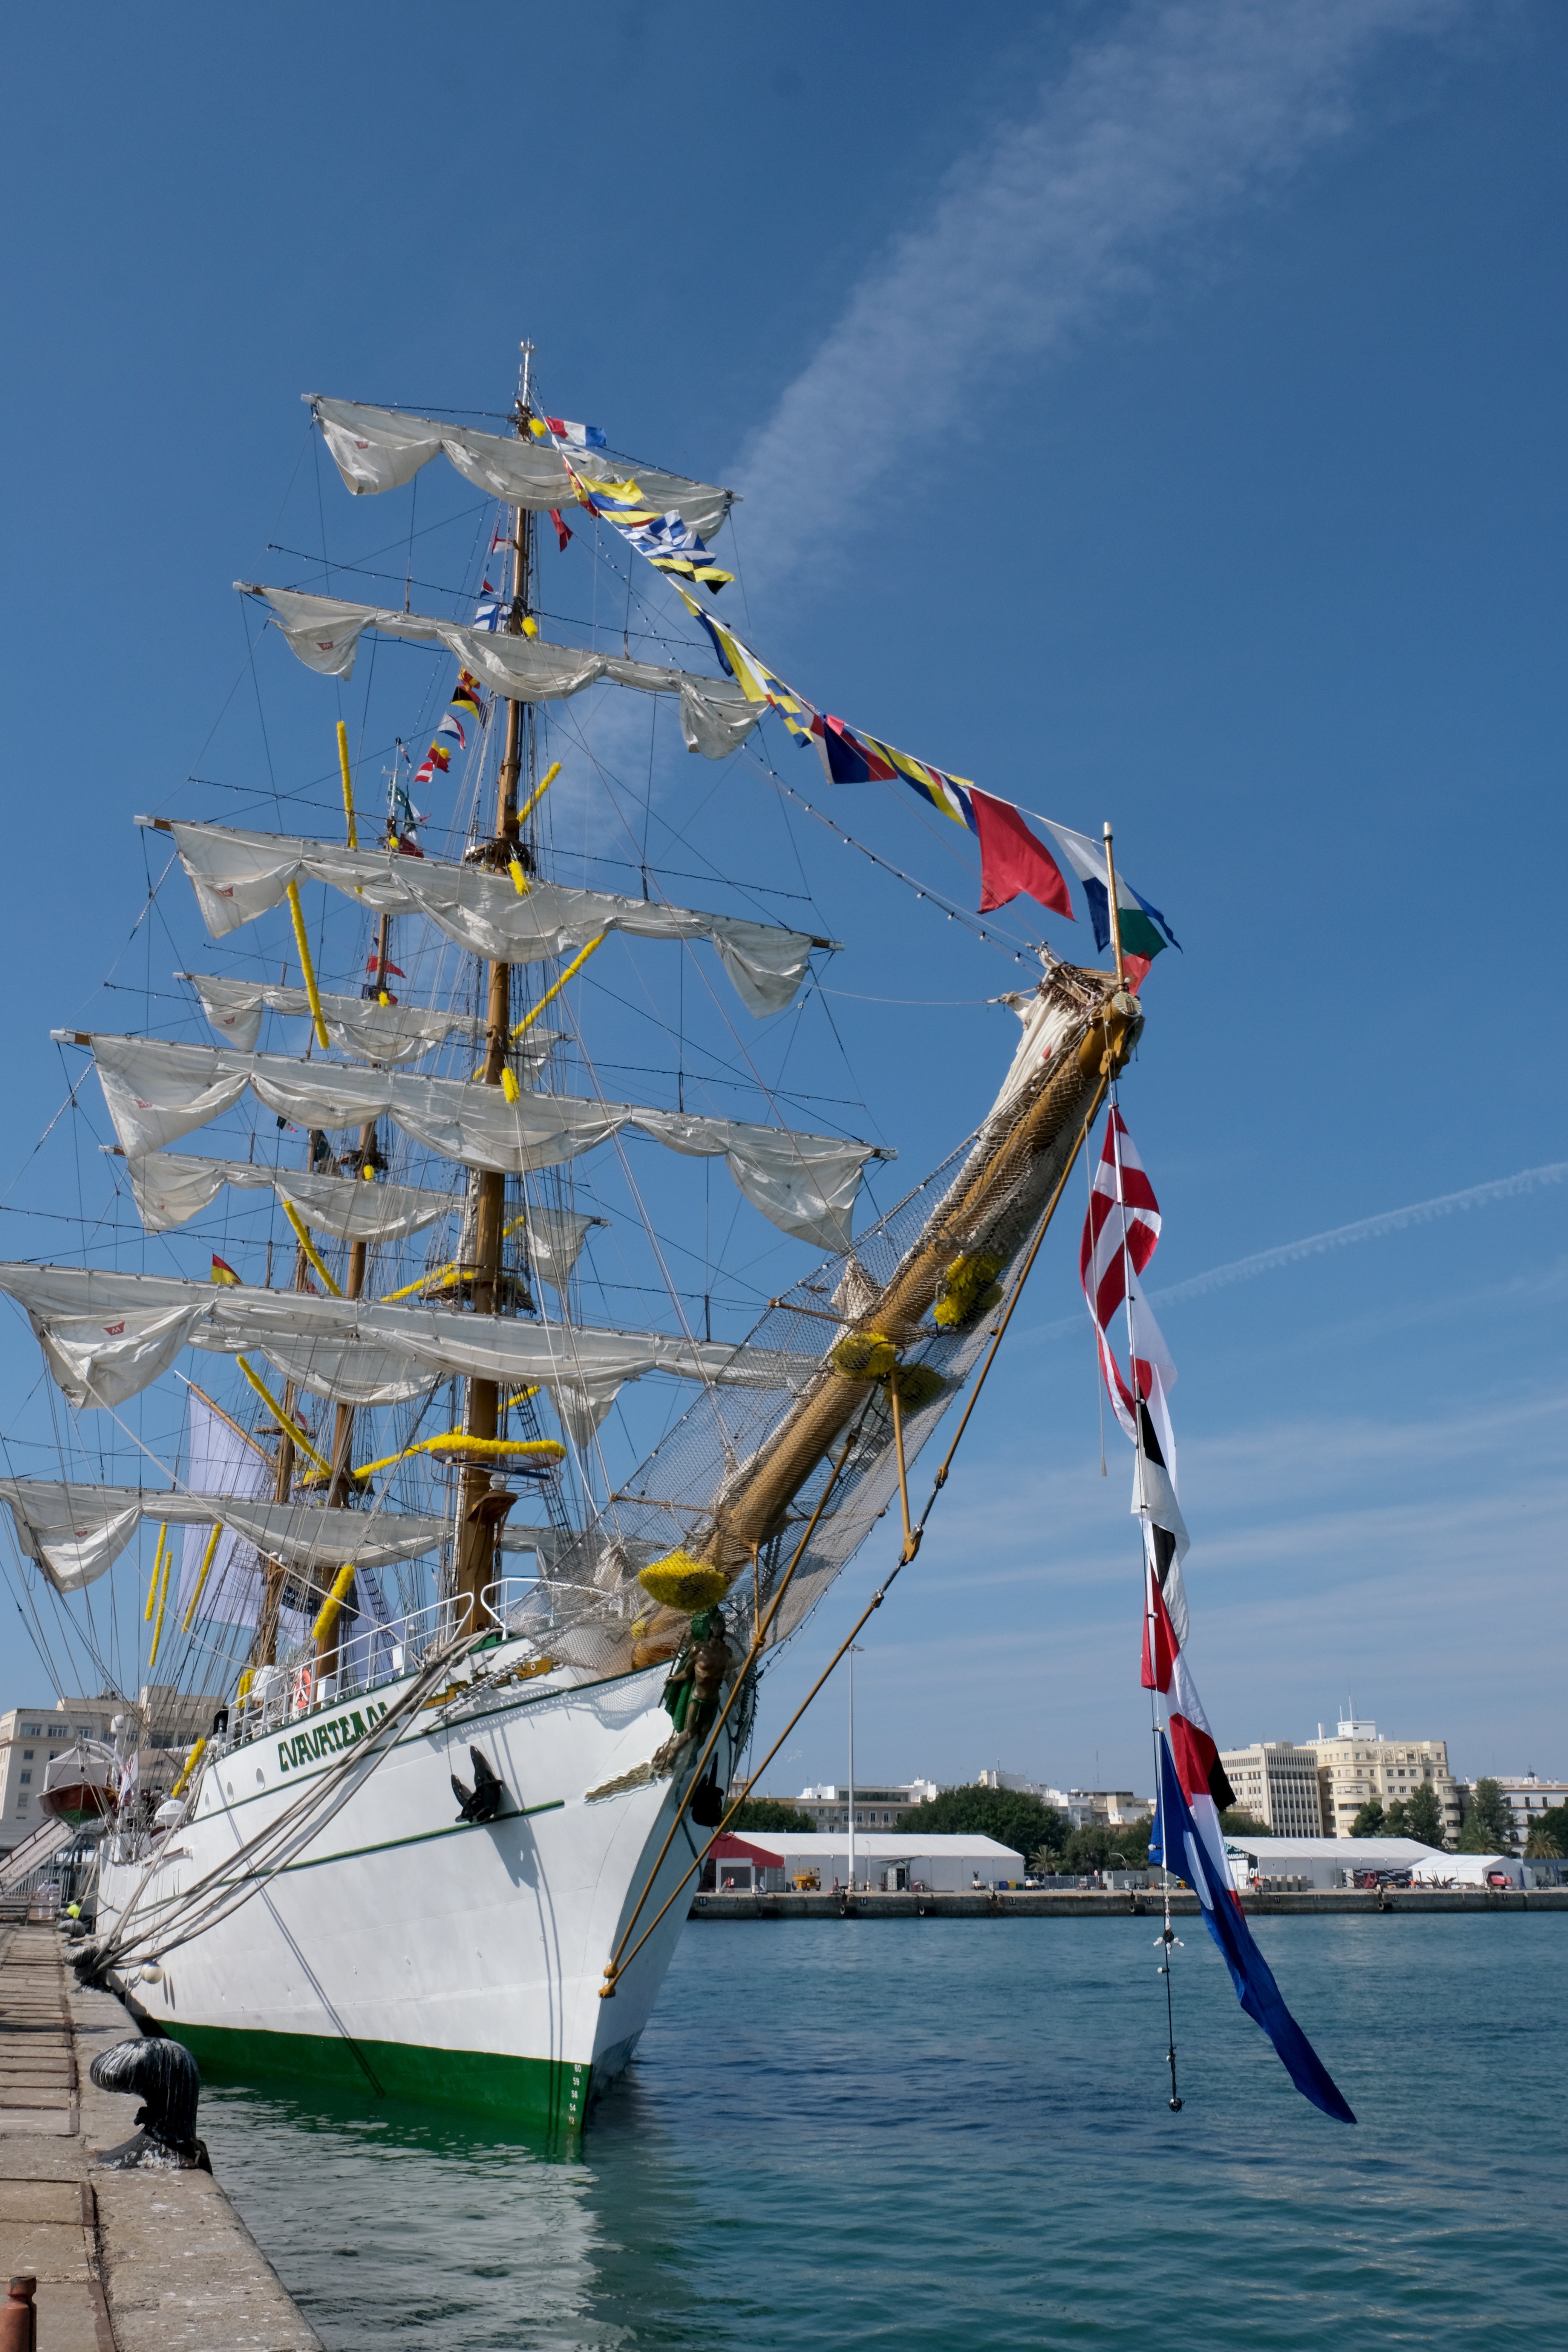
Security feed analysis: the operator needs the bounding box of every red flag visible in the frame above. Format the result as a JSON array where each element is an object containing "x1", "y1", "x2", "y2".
[
  {"x1": 969, "y1": 789, "x2": 1073, "y2": 917},
  {"x1": 548, "y1": 507, "x2": 573, "y2": 551},
  {"x1": 1141, "y1": 1558, "x2": 1179, "y2": 1692},
  {"x1": 210, "y1": 1253, "x2": 240, "y2": 1287}
]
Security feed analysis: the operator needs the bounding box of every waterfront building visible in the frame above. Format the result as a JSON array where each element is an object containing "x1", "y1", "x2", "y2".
[
  {"x1": 1470, "y1": 1775, "x2": 1568, "y2": 1846},
  {"x1": 788, "y1": 1780, "x2": 940, "y2": 1831},
  {"x1": 0, "y1": 1698, "x2": 121, "y2": 1854},
  {"x1": 136, "y1": 1681, "x2": 228, "y2": 1756},
  {"x1": 1059, "y1": 1789, "x2": 1153, "y2": 1828},
  {"x1": 976, "y1": 1769, "x2": 1152, "y2": 1826},
  {"x1": 1216, "y1": 1741, "x2": 1328, "y2": 1835},
  {"x1": 1308, "y1": 1715, "x2": 1461, "y2": 1838}
]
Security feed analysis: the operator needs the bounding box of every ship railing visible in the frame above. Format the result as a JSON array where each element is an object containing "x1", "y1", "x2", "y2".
[
  {"x1": 233, "y1": 1594, "x2": 477, "y2": 1733},
  {"x1": 324, "y1": 1592, "x2": 475, "y2": 1698}
]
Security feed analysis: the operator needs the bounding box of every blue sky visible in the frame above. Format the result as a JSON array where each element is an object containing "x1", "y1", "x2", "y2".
[{"x1": 0, "y1": 1, "x2": 1563, "y2": 1796}]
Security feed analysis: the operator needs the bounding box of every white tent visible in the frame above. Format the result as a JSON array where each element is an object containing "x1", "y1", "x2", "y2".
[{"x1": 707, "y1": 1831, "x2": 1025, "y2": 1893}]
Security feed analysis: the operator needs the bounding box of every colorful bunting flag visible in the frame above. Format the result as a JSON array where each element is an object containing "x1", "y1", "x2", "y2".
[
  {"x1": 1038, "y1": 819, "x2": 1180, "y2": 988},
  {"x1": 436, "y1": 711, "x2": 466, "y2": 749},
  {"x1": 670, "y1": 586, "x2": 813, "y2": 741},
  {"x1": 363, "y1": 949, "x2": 403, "y2": 1006},
  {"x1": 528, "y1": 415, "x2": 606, "y2": 448},
  {"x1": 812, "y1": 714, "x2": 1071, "y2": 917},
  {"x1": 542, "y1": 425, "x2": 735, "y2": 595},
  {"x1": 386, "y1": 762, "x2": 427, "y2": 858},
  {"x1": 617, "y1": 506, "x2": 733, "y2": 594},
  {"x1": 210, "y1": 1253, "x2": 240, "y2": 1286},
  {"x1": 450, "y1": 671, "x2": 486, "y2": 719},
  {"x1": 571, "y1": 475, "x2": 663, "y2": 525},
  {"x1": 548, "y1": 507, "x2": 573, "y2": 552}
]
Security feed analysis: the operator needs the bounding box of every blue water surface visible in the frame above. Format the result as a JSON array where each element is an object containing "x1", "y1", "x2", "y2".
[{"x1": 197, "y1": 1911, "x2": 1565, "y2": 2350}]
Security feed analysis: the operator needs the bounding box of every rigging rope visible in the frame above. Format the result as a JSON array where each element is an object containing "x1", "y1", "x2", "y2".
[
  {"x1": 601, "y1": 1072, "x2": 1111, "y2": 1994},
  {"x1": 86, "y1": 1621, "x2": 476, "y2": 1975}
]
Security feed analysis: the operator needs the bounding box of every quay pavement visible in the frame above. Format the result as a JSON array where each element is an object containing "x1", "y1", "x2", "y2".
[{"x1": 0, "y1": 1920, "x2": 317, "y2": 2352}]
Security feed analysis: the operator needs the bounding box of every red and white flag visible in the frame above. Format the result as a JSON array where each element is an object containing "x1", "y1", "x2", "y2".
[
  {"x1": 1081, "y1": 1106, "x2": 1161, "y2": 1348},
  {"x1": 1081, "y1": 1107, "x2": 1188, "y2": 1638},
  {"x1": 1080, "y1": 1108, "x2": 1182, "y2": 1472}
]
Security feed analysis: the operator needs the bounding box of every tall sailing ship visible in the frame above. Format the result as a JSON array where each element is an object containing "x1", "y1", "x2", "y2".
[{"x1": 0, "y1": 355, "x2": 1147, "y2": 2127}]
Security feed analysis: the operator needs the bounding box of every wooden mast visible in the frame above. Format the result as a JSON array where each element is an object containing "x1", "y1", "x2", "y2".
[{"x1": 454, "y1": 341, "x2": 535, "y2": 1621}]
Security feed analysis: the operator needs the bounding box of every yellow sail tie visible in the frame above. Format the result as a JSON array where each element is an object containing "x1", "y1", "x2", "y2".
[
  {"x1": 235, "y1": 1355, "x2": 333, "y2": 1476},
  {"x1": 182, "y1": 1519, "x2": 224, "y2": 1633},
  {"x1": 509, "y1": 760, "x2": 562, "y2": 890},
  {"x1": 144, "y1": 1523, "x2": 167, "y2": 1622},
  {"x1": 312, "y1": 1561, "x2": 357, "y2": 1646},
  {"x1": 147, "y1": 1542, "x2": 172, "y2": 1668},
  {"x1": 336, "y1": 720, "x2": 357, "y2": 848},
  {"x1": 352, "y1": 1429, "x2": 564, "y2": 1481},
  {"x1": 378, "y1": 1211, "x2": 531, "y2": 1303},
  {"x1": 285, "y1": 880, "x2": 331, "y2": 1050},
  {"x1": 511, "y1": 931, "x2": 606, "y2": 1039},
  {"x1": 282, "y1": 1200, "x2": 342, "y2": 1297},
  {"x1": 170, "y1": 1736, "x2": 207, "y2": 1800}
]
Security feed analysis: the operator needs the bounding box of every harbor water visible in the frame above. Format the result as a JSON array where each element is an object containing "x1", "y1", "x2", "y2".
[{"x1": 196, "y1": 1913, "x2": 1563, "y2": 2349}]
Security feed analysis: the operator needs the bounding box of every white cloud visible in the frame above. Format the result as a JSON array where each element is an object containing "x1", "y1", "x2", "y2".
[{"x1": 733, "y1": 0, "x2": 1463, "y2": 587}]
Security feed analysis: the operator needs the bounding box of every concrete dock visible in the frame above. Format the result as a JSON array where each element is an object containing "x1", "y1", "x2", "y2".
[
  {"x1": 691, "y1": 1885, "x2": 1568, "y2": 1919},
  {"x1": 0, "y1": 1923, "x2": 318, "y2": 2352}
]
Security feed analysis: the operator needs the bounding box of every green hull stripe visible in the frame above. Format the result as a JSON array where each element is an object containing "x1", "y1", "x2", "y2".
[
  {"x1": 274, "y1": 1796, "x2": 564, "y2": 1876},
  {"x1": 165, "y1": 2018, "x2": 595, "y2": 2131}
]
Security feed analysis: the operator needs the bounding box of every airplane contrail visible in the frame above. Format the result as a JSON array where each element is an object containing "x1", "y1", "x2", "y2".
[
  {"x1": 1024, "y1": 1160, "x2": 1568, "y2": 1339},
  {"x1": 732, "y1": 0, "x2": 1465, "y2": 590}
]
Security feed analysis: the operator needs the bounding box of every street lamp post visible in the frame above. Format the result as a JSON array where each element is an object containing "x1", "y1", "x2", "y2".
[{"x1": 847, "y1": 1643, "x2": 864, "y2": 1892}]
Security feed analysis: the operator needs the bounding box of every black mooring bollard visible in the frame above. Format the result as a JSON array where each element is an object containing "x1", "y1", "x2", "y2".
[{"x1": 90, "y1": 2036, "x2": 212, "y2": 2172}]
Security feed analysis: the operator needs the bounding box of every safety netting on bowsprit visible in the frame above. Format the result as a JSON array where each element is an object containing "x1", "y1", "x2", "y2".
[{"x1": 508, "y1": 963, "x2": 1122, "y2": 1681}]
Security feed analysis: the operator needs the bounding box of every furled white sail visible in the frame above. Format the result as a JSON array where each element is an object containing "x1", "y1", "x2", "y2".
[
  {"x1": 124, "y1": 1150, "x2": 593, "y2": 1289},
  {"x1": 518, "y1": 1204, "x2": 598, "y2": 1299},
  {"x1": 309, "y1": 397, "x2": 733, "y2": 541},
  {"x1": 0, "y1": 1483, "x2": 146, "y2": 1594},
  {"x1": 0, "y1": 1265, "x2": 819, "y2": 1423},
  {"x1": 183, "y1": 974, "x2": 511, "y2": 1064},
  {"x1": 125, "y1": 1153, "x2": 459, "y2": 1242},
  {"x1": 238, "y1": 586, "x2": 760, "y2": 758},
  {"x1": 155, "y1": 821, "x2": 824, "y2": 1017},
  {"x1": 0, "y1": 1477, "x2": 454, "y2": 1595},
  {"x1": 87, "y1": 1035, "x2": 877, "y2": 1251}
]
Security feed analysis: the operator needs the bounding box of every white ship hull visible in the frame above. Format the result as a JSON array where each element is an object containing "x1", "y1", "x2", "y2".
[{"x1": 97, "y1": 1642, "x2": 730, "y2": 2131}]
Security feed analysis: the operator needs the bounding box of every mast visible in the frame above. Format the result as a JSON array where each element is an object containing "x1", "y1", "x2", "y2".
[{"x1": 454, "y1": 341, "x2": 535, "y2": 1620}]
